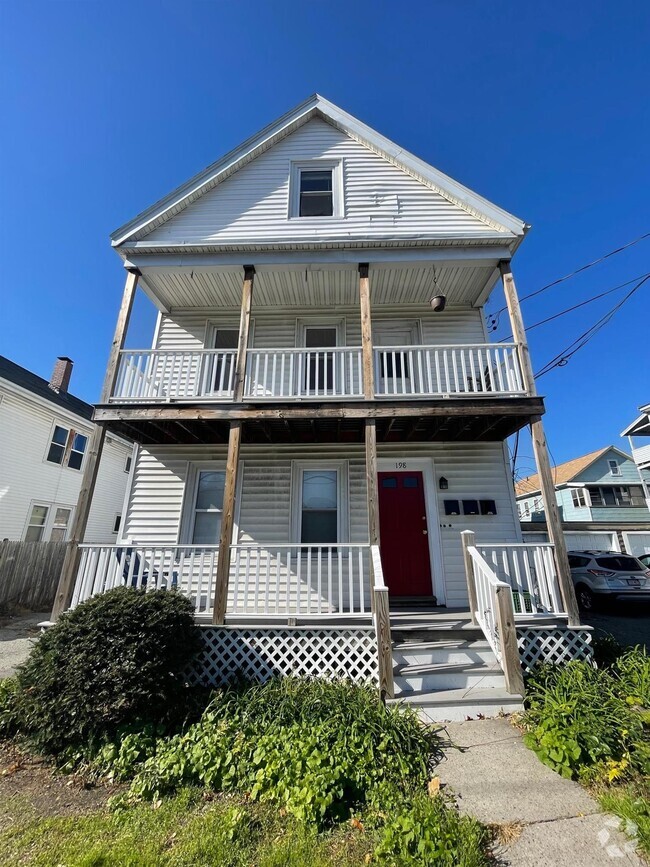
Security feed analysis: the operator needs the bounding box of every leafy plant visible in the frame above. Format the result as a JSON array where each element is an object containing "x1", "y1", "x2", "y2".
[{"x1": 7, "y1": 587, "x2": 204, "y2": 754}]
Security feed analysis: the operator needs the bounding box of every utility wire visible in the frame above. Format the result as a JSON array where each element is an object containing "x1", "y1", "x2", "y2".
[
  {"x1": 534, "y1": 273, "x2": 650, "y2": 380},
  {"x1": 487, "y1": 230, "x2": 650, "y2": 331},
  {"x1": 498, "y1": 271, "x2": 650, "y2": 341}
]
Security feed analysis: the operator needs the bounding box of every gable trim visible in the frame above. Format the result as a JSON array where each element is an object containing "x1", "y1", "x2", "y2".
[{"x1": 111, "y1": 95, "x2": 526, "y2": 247}]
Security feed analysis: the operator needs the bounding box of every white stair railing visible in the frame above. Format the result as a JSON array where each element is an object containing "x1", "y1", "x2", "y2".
[
  {"x1": 374, "y1": 343, "x2": 525, "y2": 397},
  {"x1": 477, "y1": 543, "x2": 565, "y2": 616},
  {"x1": 463, "y1": 539, "x2": 525, "y2": 696},
  {"x1": 72, "y1": 544, "x2": 219, "y2": 615},
  {"x1": 244, "y1": 348, "x2": 364, "y2": 399},
  {"x1": 227, "y1": 544, "x2": 371, "y2": 616},
  {"x1": 371, "y1": 544, "x2": 394, "y2": 699},
  {"x1": 112, "y1": 350, "x2": 237, "y2": 401}
]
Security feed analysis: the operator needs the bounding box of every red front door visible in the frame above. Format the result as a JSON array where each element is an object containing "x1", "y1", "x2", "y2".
[{"x1": 377, "y1": 471, "x2": 433, "y2": 596}]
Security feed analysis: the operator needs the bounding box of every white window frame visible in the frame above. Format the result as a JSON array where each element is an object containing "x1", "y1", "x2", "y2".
[
  {"x1": 124, "y1": 455, "x2": 132, "y2": 474},
  {"x1": 290, "y1": 461, "x2": 349, "y2": 544},
  {"x1": 44, "y1": 420, "x2": 89, "y2": 471},
  {"x1": 289, "y1": 160, "x2": 344, "y2": 219},
  {"x1": 23, "y1": 500, "x2": 75, "y2": 542},
  {"x1": 571, "y1": 488, "x2": 588, "y2": 508},
  {"x1": 179, "y1": 461, "x2": 243, "y2": 545},
  {"x1": 608, "y1": 459, "x2": 621, "y2": 476},
  {"x1": 112, "y1": 514, "x2": 122, "y2": 535},
  {"x1": 296, "y1": 317, "x2": 345, "y2": 348}
]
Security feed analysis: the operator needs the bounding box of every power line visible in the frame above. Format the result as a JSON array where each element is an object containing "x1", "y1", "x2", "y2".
[
  {"x1": 487, "y1": 230, "x2": 650, "y2": 331},
  {"x1": 497, "y1": 271, "x2": 650, "y2": 341},
  {"x1": 534, "y1": 273, "x2": 650, "y2": 380}
]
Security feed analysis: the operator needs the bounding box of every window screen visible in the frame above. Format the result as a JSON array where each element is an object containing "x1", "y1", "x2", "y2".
[
  {"x1": 191, "y1": 471, "x2": 226, "y2": 544},
  {"x1": 301, "y1": 470, "x2": 338, "y2": 543}
]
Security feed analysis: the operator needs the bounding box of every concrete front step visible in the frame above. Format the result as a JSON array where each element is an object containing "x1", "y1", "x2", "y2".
[
  {"x1": 394, "y1": 661, "x2": 505, "y2": 693},
  {"x1": 392, "y1": 638, "x2": 496, "y2": 668},
  {"x1": 389, "y1": 687, "x2": 524, "y2": 723}
]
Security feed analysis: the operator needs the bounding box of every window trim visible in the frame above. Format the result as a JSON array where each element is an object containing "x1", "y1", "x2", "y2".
[
  {"x1": 571, "y1": 488, "x2": 588, "y2": 508},
  {"x1": 179, "y1": 461, "x2": 242, "y2": 545},
  {"x1": 44, "y1": 421, "x2": 88, "y2": 471},
  {"x1": 608, "y1": 459, "x2": 621, "y2": 476},
  {"x1": 23, "y1": 500, "x2": 75, "y2": 542},
  {"x1": 296, "y1": 317, "x2": 346, "y2": 348},
  {"x1": 112, "y1": 514, "x2": 122, "y2": 535},
  {"x1": 290, "y1": 461, "x2": 349, "y2": 544},
  {"x1": 289, "y1": 160, "x2": 344, "y2": 219}
]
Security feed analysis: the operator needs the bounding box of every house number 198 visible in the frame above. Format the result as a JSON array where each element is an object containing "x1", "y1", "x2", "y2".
[{"x1": 395, "y1": 462, "x2": 407, "y2": 469}]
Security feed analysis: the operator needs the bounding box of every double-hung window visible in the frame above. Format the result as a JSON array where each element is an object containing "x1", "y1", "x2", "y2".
[
  {"x1": 25, "y1": 505, "x2": 49, "y2": 542},
  {"x1": 46, "y1": 424, "x2": 88, "y2": 470},
  {"x1": 24, "y1": 502, "x2": 73, "y2": 542},
  {"x1": 608, "y1": 459, "x2": 621, "y2": 476},
  {"x1": 189, "y1": 470, "x2": 226, "y2": 544},
  {"x1": 290, "y1": 161, "x2": 342, "y2": 218},
  {"x1": 292, "y1": 462, "x2": 348, "y2": 546},
  {"x1": 571, "y1": 488, "x2": 587, "y2": 508}
]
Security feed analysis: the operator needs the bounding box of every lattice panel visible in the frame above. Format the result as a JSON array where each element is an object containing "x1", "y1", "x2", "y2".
[
  {"x1": 517, "y1": 627, "x2": 593, "y2": 673},
  {"x1": 188, "y1": 627, "x2": 378, "y2": 687}
]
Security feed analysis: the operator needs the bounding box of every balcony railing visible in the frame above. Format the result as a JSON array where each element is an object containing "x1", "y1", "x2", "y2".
[
  {"x1": 245, "y1": 348, "x2": 363, "y2": 399},
  {"x1": 477, "y1": 543, "x2": 565, "y2": 616},
  {"x1": 109, "y1": 343, "x2": 526, "y2": 403},
  {"x1": 374, "y1": 343, "x2": 525, "y2": 397},
  {"x1": 71, "y1": 543, "x2": 372, "y2": 620}
]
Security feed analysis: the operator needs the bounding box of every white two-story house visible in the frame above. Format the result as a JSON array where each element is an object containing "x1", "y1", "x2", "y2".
[{"x1": 51, "y1": 96, "x2": 591, "y2": 719}]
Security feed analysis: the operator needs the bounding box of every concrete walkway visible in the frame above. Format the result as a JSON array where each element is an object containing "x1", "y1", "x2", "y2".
[
  {"x1": 0, "y1": 613, "x2": 47, "y2": 678},
  {"x1": 438, "y1": 718, "x2": 645, "y2": 866}
]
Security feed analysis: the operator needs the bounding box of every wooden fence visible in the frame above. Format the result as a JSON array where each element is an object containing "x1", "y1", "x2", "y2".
[{"x1": 0, "y1": 540, "x2": 66, "y2": 611}]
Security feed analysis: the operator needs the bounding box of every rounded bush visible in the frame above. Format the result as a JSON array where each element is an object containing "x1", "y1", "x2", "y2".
[{"x1": 12, "y1": 587, "x2": 203, "y2": 753}]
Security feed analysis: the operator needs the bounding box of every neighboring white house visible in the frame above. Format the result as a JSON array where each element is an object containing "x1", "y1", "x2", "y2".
[
  {"x1": 55, "y1": 95, "x2": 592, "y2": 719},
  {"x1": 0, "y1": 355, "x2": 133, "y2": 544},
  {"x1": 515, "y1": 446, "x2": 650, "y2": 556}
]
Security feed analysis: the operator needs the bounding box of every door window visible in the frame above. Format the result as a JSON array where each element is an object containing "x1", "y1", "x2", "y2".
[
  {"x1": 210, "y1": 329, "x2": 238, "y2": 393},
  {"x1": 304, "y1": 327, "x2": 337, "y2": 392},
  {"x1": 300, "y1": 469, "x2": 338, "y2": 543}
]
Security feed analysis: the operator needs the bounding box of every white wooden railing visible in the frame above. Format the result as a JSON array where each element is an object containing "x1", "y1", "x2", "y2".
[
  {"x1": 227, "y1": 543, "x2": 371, "y2": 616},
  {"x1": 374, "y1": 343, "x2": 525, "y2": 397},
  {"x1": 72, "y1": 545, "x2": 219, "y2": 615},
  {"x1": 112, "y1": 350, "x2": 237, "y2": 401},
  {"x1": 467, "y1": 547, "x2": 509, "y2": 665},
  {"x1": 245, "y1": 348, "x2": 363, "y2": 399},
  {"x1": 478, "y1": 543, "x2": 565, "y2": 616},
  {"x1": 371, "y1": 544, "x2": 394, "y2": 698}
]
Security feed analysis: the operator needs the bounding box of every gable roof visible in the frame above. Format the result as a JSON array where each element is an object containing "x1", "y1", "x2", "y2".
[
  {"x1": 514, "y1": 446, "x2": 634, "y2": 497},
  {"x1": 0, "y1": 354, "x2": 93, "y2": 422},
  {"x1": 621, "y1": 403, "x2": 650, "y2": 437},
  {"x1": 111, "y1": 94, "x2": 527, "y2": 249}
]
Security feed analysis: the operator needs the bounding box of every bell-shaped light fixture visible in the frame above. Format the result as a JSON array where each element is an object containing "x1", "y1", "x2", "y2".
[{"x1": 430, "y1": 294, "x2": 447, "y2": 312}]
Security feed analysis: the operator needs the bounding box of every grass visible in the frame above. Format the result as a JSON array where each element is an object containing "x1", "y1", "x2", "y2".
[
  {"x1": 0, "y1": 788, "x2": 376, "y2": 867},
  {"x1": 597, "y1": 780, "x2": 650, "y2": 860}
]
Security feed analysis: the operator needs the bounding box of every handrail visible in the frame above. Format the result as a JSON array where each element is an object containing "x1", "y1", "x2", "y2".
[
  {"x1": 371, "y1": 544, "x2": 394, "y2": 699},
  {"x1": 463, "y1": 536, "x2": 525, "y2": 696}
]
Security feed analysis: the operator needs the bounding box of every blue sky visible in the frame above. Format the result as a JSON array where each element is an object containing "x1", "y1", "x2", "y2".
[{"x1": 1, "y1": 0, "x2": 649, "y2": 474}]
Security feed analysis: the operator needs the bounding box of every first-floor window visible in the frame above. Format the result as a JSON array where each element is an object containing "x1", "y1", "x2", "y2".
[
  {"x1": 25, "y1": 505, "x2": 49, "y2": 542},
  {"x1": 300, "y1": 469, "x2": 338, "y2": 543},
  {"x1": 190, "y1": 470, "x2": 226, "y2": 543},
  {"x1": 50, "y1": 507, "x2": 72, "y2": 541}
]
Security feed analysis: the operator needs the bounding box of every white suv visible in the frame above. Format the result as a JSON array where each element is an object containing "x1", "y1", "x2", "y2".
[{"x1": 568, "y1": 550, "x2": 650, "y2": 611}]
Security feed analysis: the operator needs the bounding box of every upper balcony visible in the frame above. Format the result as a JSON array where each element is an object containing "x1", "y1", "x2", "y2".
[{"x1": 111, "y1": 342, "x2": 526, "y2": 403}]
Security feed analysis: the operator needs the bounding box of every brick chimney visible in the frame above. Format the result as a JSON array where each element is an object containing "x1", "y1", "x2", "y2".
[{"x1": 49, "y1": 357, "x2": 74, "y2": 393}]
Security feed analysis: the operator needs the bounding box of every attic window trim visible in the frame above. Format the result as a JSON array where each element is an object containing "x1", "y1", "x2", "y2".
[{"x1": 289, "y1": 160, "x2": 344, "y2": 220}]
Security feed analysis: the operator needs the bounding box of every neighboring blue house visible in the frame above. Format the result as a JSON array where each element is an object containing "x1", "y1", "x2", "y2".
[{"x1": 515, "y1": 446, "x2": 650, "y2": 524}]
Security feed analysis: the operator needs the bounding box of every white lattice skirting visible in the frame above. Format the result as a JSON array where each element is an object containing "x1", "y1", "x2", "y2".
[
  {"x1": 517, "y1": 627, "x2": 594, "y2": 673},
  {"x1": 188, "y1": 626, "x2": 379, "y2": 687}
]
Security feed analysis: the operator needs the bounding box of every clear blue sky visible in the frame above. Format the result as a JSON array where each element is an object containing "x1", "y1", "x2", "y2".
[{"x1": 1, "y1": 0, "x2": 649, "y2": 474}]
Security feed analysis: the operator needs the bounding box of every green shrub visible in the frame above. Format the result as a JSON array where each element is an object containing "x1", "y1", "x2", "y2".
[
  {"x1": 592, "y1": 632, "x2": 626, "y2": 668},
  {"x1": 8, "y1": 587, "x2": 203, "y2": 754},
  {"x1": 0, "y1": 677, "x2": 21, "y2": 738},
  {"x1": 521, "y1": 649, "x2": 649, "y2": 779},
  {"x1": 116, "y1": 679, "x2": 439, "y2": 827}
]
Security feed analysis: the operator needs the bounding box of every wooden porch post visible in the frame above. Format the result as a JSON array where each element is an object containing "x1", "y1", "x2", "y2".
[
  {"x1": 232, "y1": 265, "x2": 255, "y2": 402},
  {"x1": 365, "y1": 419, "x2": 380, "y2": 547},
  {"x1": 213, "y1": 420, "x2": 242, "y2": 624},
  {"x1": 495, "y1": 584, "x2": 526, "y2": 695},
  {"x1": 51, "y1": 266, "x2": 140, "y2": 621},
  {"x1": 359, "y1": 263, "x2": 374, "y2": 400},
  {"x1": 499, "y1": 260, "x2": 580, "y2": 626},
  {"x1": 460, "y1": 530, "x2": 478, "y2": 625},
  {"x1": 530, "y1": 417, "x2": 580, "y2": 625}
]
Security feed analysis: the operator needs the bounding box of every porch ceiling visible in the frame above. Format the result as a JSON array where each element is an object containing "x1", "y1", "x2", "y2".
[
  {"x1": 135, "y1": 258, "x2": 501, "y2": 311},
  {"x1": 97, "y1": 398, "x2": 543, "y2": 446}
]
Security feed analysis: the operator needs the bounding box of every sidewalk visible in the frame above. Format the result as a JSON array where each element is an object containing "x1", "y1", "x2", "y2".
[
  {"x1": 438, "y1": 717, "x2": 644, "y2": 866},
  {"x1": 0, "y1": 612, "x2": 47, "y2": 678}
]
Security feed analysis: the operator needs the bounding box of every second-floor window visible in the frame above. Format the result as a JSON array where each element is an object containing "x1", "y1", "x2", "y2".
[
  {"x1": 571, "y1": 489, "x2": 588, "y2": 508},
  {"x1": 588, "y1": 485, "x2": 645, "y2": 507},
  {"x1": 46, "y1": 424, "x2": 88, "y2": 470}
]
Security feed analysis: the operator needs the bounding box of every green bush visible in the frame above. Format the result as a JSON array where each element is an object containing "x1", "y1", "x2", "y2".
[
  {"x1": 521, "y1": 649, "x2": 649, "y2": 779},
  {"x1": 113, "y1": 679, "x2": 439, "y2": 827},
  {"x1": 5, "y1": 587, "x2": 203, "y2": 754}
]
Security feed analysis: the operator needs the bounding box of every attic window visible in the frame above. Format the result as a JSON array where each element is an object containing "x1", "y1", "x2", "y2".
[{"x1": 290, "y1": 161, "x2": 342, "y2": 218}]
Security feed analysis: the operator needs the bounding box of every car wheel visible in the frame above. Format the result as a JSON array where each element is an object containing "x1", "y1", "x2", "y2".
[{"x1": 576, "y1": 584, "x2": 595, "y2": 611}]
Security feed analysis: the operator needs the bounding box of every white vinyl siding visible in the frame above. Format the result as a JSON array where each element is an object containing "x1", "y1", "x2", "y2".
[
  {"x1": 139, "y1": 118, "x2": 497, "y2": 246},
  {"x1": 122, "y1": 441, "x2": 519, "y2": 609},
  {"x1": 0, "y1": 384, "x2": 133, "y2": 542}
]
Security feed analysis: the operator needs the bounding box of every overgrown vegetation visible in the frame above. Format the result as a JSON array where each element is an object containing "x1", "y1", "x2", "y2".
[
  {"x1": 521, "y1": 643, "x2": 650, "y2": 858},
  {"x1": 0, "y1": 587, "x2": 204, "y2": 754}
]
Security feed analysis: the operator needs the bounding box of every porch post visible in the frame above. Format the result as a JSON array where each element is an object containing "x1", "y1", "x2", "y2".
[
  {"x1": 232, "y1": 265, "x2": 255, "y2": 402},
  {"x1": 499, "y1": 260, "x2": 580, "y2": 626},
  {"x1": 213, "y1": 420, "x2": 242, "y2": 624},
  {"x1": 359, "y1": 263, "x2": 374, "y2": 400},
  {"x1": 460, "y1": 530, "x2": 478, "y2": 625},
  {"x1": 530, "y1": 417, "x2": 581, "y2": 625},
  {"x1": 365, "y1": 419, "x2": 380, "y2": 547},
  {"x1": 51, "y1": 266, "x2": 140, "y2": 621}
]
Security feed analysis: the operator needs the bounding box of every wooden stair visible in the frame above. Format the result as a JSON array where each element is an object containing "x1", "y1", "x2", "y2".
[{"x1": 387, "y1": 609, "x2": 524, "y2": 722}]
